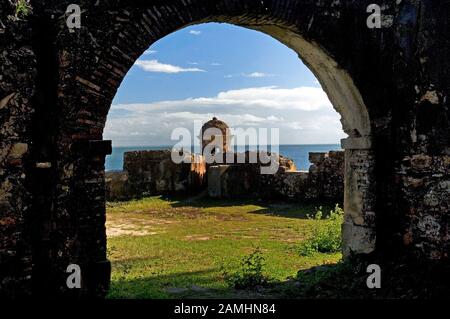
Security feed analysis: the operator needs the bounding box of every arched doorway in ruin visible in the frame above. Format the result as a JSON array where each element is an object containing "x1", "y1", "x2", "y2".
[
  {"x1": 103, "y1": 23, "x2": 362, "y2": 298},
  {"x1": 102, "y1": 22, "x2": 376, "y2": 256},
  {"x1": 36, "y1": 1, "x2": 381, "y2": 296}
]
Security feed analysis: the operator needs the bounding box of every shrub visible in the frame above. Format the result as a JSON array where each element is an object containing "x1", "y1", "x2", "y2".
[
  {"x1": 298, "y1": 204, "x2": 344, "y2": 256},
  {"x1": 15, "y1": 0, "x2": 32, "y2": 18},
  {"x1": 116, "y1": 262, "x2": 133, "y2": 282},
  {"x1": 223, "y1": 248, "x2": 270, "y2": 289}
]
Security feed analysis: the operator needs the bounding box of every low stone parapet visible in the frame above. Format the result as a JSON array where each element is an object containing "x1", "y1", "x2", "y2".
[
  {"x1": 105, "y1": 170, "x2": 132, "y2": 201},
  {"x1": 106, "y1": 150, "x2": 206, "y2": 201},
  {"x1": 207, "y1": 151, "x2": 344, "y2": 202}
]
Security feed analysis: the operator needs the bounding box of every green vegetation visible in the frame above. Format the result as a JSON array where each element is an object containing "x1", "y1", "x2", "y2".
[
  {"x1": 298, "y1": 204, "x2": 344, "y2": 256},
  {"x1": 223, "y1": 247, "x2": 270, "y2": 289},
  {"x1": 106, "y1": 195, "x2": 342, "y2": 299},
  {"x1": 15, "y1": 0, "x2": 32, "y2": 18}
]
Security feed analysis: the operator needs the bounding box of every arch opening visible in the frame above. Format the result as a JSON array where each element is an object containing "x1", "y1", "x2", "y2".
[{"x1": 100, "y1": 21, "x2": 377, "y2": 297}]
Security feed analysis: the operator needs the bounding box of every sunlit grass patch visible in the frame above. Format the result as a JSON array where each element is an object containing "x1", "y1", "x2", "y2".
[{"x1": 106, "y1": 195, "x2": 342, "y2": 299}]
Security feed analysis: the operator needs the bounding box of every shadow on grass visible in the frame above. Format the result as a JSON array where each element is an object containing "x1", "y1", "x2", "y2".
[
  {"x1": 108, "y1": 261, "x2": 368, "y2": 299},
  {"x1": 108, "y1": 253, "x2": 450, "y2": 299},
  {"x1": 246, "y1": 203, "x2": 335, "y2": 220},
  {"x1": 108, "y1": 268, "x2": 237, "y2": 299},
  {"x1": 165, "y1": 193, "x2": 338, "y2": 220},
  {"x1": 280, "y1": 258, "x2": 450, "y2": 299}
]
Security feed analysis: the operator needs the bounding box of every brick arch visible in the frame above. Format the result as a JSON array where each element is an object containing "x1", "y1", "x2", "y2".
[
  {"x1": 14, "y1": 0, "x2": 446, "y2": 297},
  {"x1": 50, "y1": 0, "x2": 380, "y2": 297},
  {"x1": 58, "y1": 1, "x2": 375, "y2": 140}
]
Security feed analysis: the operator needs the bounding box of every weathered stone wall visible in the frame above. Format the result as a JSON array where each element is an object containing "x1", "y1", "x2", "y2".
[
  {"x1": 105, "y1": 170, "x2": 131, "y2": 201},
  {"x1": 106, "y1": 150, "x2": 206, "y2": 201},
  {"x1": 0, "y1": 2, "x2": 36, "y2": 297},
  {"x1": 0, "y1": 0, "x2": 448, "y2": 297},
  {"x1": 208, "y1": 151, "x2": 344, "y2": 202},
  {"x1": 305, "y1": 151, "x2": 344, "y2": 201},
  {"x1": 399, "y1": 154, "x2": 450, "y2": 259}
]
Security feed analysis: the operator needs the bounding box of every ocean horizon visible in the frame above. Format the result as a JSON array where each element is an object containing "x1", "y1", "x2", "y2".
[{"x1": 106, "y1": 144, "x2": 342, "y2": 171}]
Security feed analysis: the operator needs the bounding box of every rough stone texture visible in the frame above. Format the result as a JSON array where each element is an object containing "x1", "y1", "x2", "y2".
[
  {"x1": 201, "y1": 117, "x2": 231, "y2": 155},
  {"x1": 208, "y1": 165, "x2": 233, "y2": 199},
  {"x1": 0, "y1": 0, "x2": 448, "y2": 297},
  {"x1": 106, "y1": 150, "x2": 206, "y2": 201},
  {"x1": 105, "y1": 171, "x2": 132, "y2": 201},
  {"x1": 399, "y1": 154, "x2": 450, "y2": 259},
  {"x1": 0, "y1": 2, "x2": 36, "y2": 297},
  {"x1": 304, "y1": 151, "x2": 344, "y2": 201},
  {"x1": 208, "y1": 151, "x2": 344, "y2": 202}
]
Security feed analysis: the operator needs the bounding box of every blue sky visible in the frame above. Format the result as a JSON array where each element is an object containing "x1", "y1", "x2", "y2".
[{"x1": 105, "y1": 23, "x2": 346, "y2": 146}]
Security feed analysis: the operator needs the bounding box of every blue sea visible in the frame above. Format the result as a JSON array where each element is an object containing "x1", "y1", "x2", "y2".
[{"x1": 106, "y1": 144, "x2": 342, "y2": 171}]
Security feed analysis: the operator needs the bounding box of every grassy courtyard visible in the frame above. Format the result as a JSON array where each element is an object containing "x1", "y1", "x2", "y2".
[{"x1": 106, "y1": 195, "x2": 342, "y2": 299}]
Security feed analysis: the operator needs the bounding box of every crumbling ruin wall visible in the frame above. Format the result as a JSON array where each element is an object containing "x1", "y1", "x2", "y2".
[
  {"x1": 305, "y1": 151, "x2": 344, "y2": 201},
  {"x1": 0, "y1": 0, "x2": 448, "y2": 298},
  {"x1": 0, "y1": 3, "x2": 36, "y2": 297},
  {"x1": 208, "y1": 151, "x2": 344, "y2": 202},
  {"x1": 106, "y1": 150, "x2": 206, "y2": 201},
  {"x1": 105, "y1": 170, "x2": 131, "y2": 201},
  {"x1": 399, "y1": 154, "x2": 450, "y2": 259}
]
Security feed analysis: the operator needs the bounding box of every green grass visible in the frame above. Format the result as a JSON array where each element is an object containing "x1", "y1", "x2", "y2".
[
  {"x1": 106, "y1": 195, "x2": 342, "y2": 299},
  {"x1": 15, "y1": 0, "x2": 32, "y2": 18},
  {"x1": 298, "y1": 204, "x2": 344, "y2": 256}
]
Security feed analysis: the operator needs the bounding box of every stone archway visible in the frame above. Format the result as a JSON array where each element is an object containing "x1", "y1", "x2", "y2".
[
  {"x1": 244, "y1": 24, "x2": 376, "y2": 256},
  {"x1": 51, "y1": 1, "x2": 378, "y2": 296},
  {"x1": 2, "y1": 0, "x2": 449, "y2": 298}
]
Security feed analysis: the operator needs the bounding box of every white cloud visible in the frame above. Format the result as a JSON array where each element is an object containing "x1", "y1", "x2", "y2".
[
  {"x1": 105, "y1": 86, "x2": 345, "y2": 146},
  {"x1": 210, "y1": 62, "x2": 221, "y2": 66},
  {"x1": 143, "y1": 50, "x2": 157, "y2": 55},
  {"x1": 267, "y1": 115, "x2": 283, "y2": 122},
  {"x1": 225, "y1": 72, "x2": 273, "y2": 78},
  {"x1": 135, "y1": 60, "x2": 205, "y2": 73},
  {"x1": 189, "y1": 30, "x2": 201, "y2": 35},
  {"x1": 111, "y1": 86, "x2": 332, "y2": 112},
  {"x1": 287, "y1": 122, "x2": 304, "y2": 130},
  {"x1": 244, "y1": 72, "x2": 273, "y2": 78},
  {"x1": 214, "y1": 86, "x2": 330, "y2": 111}
]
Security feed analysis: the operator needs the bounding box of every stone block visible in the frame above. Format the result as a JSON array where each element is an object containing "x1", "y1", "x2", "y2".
[
  {"x1": 208, "y1": 165, "x2": 230, "y2": 198},
  {"x1": 120, "y1": 150, "x2": 206, "y2": 198},
  {"x1": 342, "y1": 221, "x2": 376, "y2": 258},
  {"x1": 309, "y1": 152, "x2": 327, "y2": 164},
  {"x1": 410, "y1": 154, "x2": 433, "y2": 170},
  {"x1": 341, "y1": 137, "x2": 372, "y2": 150},
  {"x1": 105, "y1": 171, "x2": 131, "y2": 201},
  {"x1": 7, "y1": 143, "x2": 28, "y2": 160}
]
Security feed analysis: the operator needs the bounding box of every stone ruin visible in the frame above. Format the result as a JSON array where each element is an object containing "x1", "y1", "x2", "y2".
[
  {"x1": 200, "y1": 117, "x2": 231, "y2": 155},
  {"x1": 1, "y1": 0, "x2": 448, "y2": 298},
  {"x1": 106, "y1": 118, "x2": 344, "y2": 203},
  {"x1": 106, "y1": 148, "x2": 344, "y2": 203},
  {"x1": 208, "y1": 150, "x2": 344, "y2": 201},
  {"x1": 106, "y1": 150, "x2": 207, "y2": 201}
]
